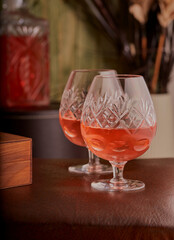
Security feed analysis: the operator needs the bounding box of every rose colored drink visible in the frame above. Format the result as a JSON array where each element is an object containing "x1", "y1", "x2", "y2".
[
  {"x1": 81, "y1": 123, "x2": 156, "y2": 162},
  {"x1": 59, "y1": 113, "x2": 85, "y2": 147}
]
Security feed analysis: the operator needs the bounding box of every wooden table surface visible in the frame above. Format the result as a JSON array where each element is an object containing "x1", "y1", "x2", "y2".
[{"x1": 1, "y1": 158, "x2": 174, "y2": 240}]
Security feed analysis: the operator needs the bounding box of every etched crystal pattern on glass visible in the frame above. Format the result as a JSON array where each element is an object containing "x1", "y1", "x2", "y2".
[
  {"x1": 60, "y1": 87, "x2": 87, "y2": 120},
  {"x1": 82, "y1": 92, "x2": 156, "y2": 131}
]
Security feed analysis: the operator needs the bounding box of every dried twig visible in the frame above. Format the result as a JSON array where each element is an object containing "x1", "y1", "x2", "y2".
[
  {"x1": 141, "y1": 25, "x2": 147, "y2": 60},
  {"x1": 151, "y1": 29, "x2": 166, "y2": 93},
  {"x1": 150, "y1": 0, "x2": 174, "y2": 92}
]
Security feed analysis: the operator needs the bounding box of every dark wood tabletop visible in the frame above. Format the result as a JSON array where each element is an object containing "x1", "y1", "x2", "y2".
[{"x1": 1, "y1": 158, "x2": 174, "y2": 240}]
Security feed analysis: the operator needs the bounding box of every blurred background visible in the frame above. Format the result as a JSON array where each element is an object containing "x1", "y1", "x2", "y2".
[
  {"x1": 27, "y1": 0, "x2": 174, "y2": 101},
  {"x1": 27, "y1": 0, "x2": 121, "y2": 103},
  {"x1": 1, "y1": 0, "x2": 174, "y2": 103},
  {"x1": 0, "y1": 0, "x2": 174, "y2": 158}
]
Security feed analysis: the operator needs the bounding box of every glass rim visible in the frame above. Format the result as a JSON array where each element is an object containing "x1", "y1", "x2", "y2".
[
  {"x1": 71, "y1": 69, "x2": 116, "y2": 73},
  {"x1": 94, "y1": 74, "x2": 143, "y2": 79}
]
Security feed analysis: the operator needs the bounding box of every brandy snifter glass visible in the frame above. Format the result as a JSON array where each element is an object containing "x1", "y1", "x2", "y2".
[
  {"x1": 81, "y1": 74, "x2": 156, "y2": 191},
  {"x1": 59, "y1": 69, "x2": 116, "y2": 174}
]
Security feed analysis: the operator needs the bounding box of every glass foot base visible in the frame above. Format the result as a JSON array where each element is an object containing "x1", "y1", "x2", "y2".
[
  {"x1": 91, "y1": 179, "x2": 145, "y2": 191},
  {"x1": 68, "y1": 163, "x2": 112, "y2": 175}
]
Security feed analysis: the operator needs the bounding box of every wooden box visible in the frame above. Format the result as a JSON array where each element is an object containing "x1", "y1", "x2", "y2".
[{"x1": 0, "y1": 132, "x2": 32, "y2": 189}]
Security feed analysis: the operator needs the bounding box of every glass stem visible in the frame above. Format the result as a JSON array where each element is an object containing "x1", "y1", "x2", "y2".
[
  {"x1": 110, "y1": 161, "x2": 127, "y2": 184},
  {"x1": 88, "y1": 149, "x2": 100, "y2": 166}
]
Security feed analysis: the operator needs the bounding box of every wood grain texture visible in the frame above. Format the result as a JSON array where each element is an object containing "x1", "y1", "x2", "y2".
[
  {"x1": 0, "y1": 132, "x2": 31, "y2": 143},
  {"x1": 0, "y1": 132, "x2": 32, "y2": 189}
]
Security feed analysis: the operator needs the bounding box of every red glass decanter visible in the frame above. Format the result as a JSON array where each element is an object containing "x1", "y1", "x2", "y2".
[{"x1": 0, "y1": 0, "x2": 50, "y2": 107}]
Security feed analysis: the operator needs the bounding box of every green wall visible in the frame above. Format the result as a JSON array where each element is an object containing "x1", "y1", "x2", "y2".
[{"x1": 29, "y1": 0, "x2": 120, "y2": 102}]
